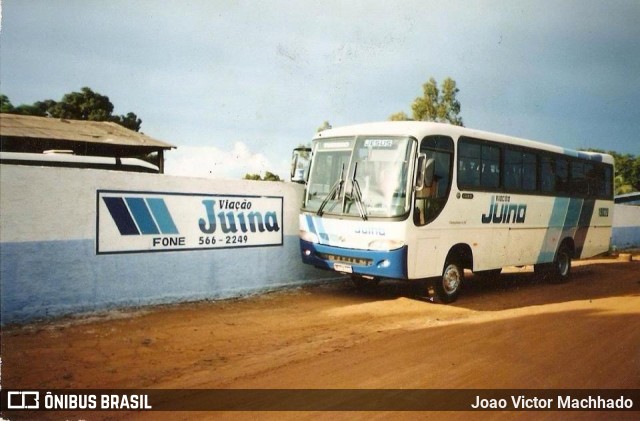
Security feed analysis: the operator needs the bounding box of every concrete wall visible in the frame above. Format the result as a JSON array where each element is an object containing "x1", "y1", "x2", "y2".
[
  {"x1": 0, "y1": 164, "x2": 335, "y2": 324},
  {"x1": 612, "y1": 204, "x2": 640, "y2": 249}
]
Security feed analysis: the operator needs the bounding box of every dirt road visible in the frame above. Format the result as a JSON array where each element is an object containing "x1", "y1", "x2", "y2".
[{"x1": 2, "y1": 255, "x2": 639, "y2": 419}]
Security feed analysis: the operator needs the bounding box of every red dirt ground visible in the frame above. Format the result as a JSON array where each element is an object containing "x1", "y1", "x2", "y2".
[{"x1": 2, "y1": 255, "x2": 639, "y2": 420}]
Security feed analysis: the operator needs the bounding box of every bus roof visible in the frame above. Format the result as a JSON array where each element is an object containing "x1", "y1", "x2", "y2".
[{"x1": 315, "y1": 121, "x2": 614, "y2": 165}]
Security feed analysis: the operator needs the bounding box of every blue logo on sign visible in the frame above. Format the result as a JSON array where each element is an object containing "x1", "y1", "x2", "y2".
[{"x1": 103, "y1": 197, "x2": 179, "y2": 235}]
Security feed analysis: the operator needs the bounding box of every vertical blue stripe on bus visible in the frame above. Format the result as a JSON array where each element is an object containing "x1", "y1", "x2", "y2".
[
  {"x1": 537, "y1": 197, "x2": 569, "y2": 263},
  {"x1": 315, "y1": 216, "x2": 328, "y2": 243},
  {"x1": 306, "y1": 214, "x2": 328, "y2": 244},
  {"x1": 102, "y1": 197, "x2": 140, "y2": 235},
  {"x1": 563, "y1": 198, "x2": 583, "y2": 230},
  {"x1": 306, "y1": 214, "x2": 317, "y2": 235},
  {"x1": 146, "y1": 198, "x2": 179, "y2": 234},
  {"x1": 125, "y1": 197, "x2": 160, "y2": 235},
  {"x1": 574, "y1": 199, "x2": 595, "y2": 258},
  {"x1": 558, "y1": 198, "x2": 583, "y2": 259}
]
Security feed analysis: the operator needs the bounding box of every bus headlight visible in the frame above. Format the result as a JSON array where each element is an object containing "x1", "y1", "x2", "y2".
[
  {"x1": 300, "y1": 230, "x2": 319, "y2": 243},
  {"x1": 368, "y1": 239, "x2": 404, "y2": 251}
]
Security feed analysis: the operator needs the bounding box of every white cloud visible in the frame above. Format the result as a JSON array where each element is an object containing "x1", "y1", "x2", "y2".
[{"x1": 164, "y1": 141, "x2": 289, "y2": 181}]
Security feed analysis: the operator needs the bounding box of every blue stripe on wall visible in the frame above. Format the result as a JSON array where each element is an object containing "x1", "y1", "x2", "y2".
[
  {"x1": 146, "y1": 198, "x2": 179, "y2": 234},
  {"x1": 612, "y1": 226, "x2": 640, "y2": 249},
  {"x1": 0, "y1": 236, "x2": 334, "y2": 324},
  {"x1": 102, "y1": 197, "x2": 139, "y2": 235},
  {"x1": 125, "y1": 197, "x2": 160, "y2": 235}
]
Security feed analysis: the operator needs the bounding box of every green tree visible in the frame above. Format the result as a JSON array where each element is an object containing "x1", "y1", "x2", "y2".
[
  {"x1": 391, "y1": 77, "x2": 464, "y2": 126},
  {"x1": 111, "y1": 112, "x2": 142, "y2": 132},
  {"x1": 1, "y1": 94, "x2": 15, "y2": 113},
  {"x1": 243, "y1": 171, "x2": 282, "y2": 182},
  {"x1": 49, "y1": 87, "x2": 114, "y2": 121},
  {"x1": 389, "y1": 111, "x2": 410, "y2": 121},
  {"x1": 437, "y1": 78, "x2": 463, "y2": 126},
  {"x1": 614, "y1": 175, "x2": 634, "y2": 195},
  {"x1": 263, "y1": 171, "x2": 282, "y2": 182},
  {"x1": 243, "y1": 173, "x2": 262, "y2": 181},
  {"x1": 317, "y1": 121, "x2": 332, "y2": 132},
  {"x1": 1, "y1": 88, "x2": 143, "y2": 132},
  {"x1": 29, "y1": 99, "x2": 56, "y2": 116}
]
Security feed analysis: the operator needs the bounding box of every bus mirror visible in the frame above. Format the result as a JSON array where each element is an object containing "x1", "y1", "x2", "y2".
[
  {"x1": 291, "y1": 155, "x2": 299, "y2": 179},
  {"x1": 416, "y1": 154, "x2": 427, "y2": 191},
  {"x1": 424, "y1": 158, "x2": 435, "y2": 187},
  {"x1": 291, "y1": 147, "x2": 312, "y2": 184}
]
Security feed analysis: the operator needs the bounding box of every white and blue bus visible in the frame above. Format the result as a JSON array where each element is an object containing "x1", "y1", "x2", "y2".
[{"x1": 296, "y1": 122, "x2": 614, "y2": 303}]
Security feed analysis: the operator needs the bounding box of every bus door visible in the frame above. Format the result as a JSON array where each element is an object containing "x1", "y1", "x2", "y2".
[{"x1": 412, "y1": 136, "x2": 454, "y2": 278}]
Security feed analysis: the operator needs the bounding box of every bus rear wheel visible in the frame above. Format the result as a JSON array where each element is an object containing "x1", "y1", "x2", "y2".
[
  {"x1": 433, "y1": 261, "x2": 464, "y2": 303},
  {"x1": 534, "y1": 244, "x2": 572, "y2": 283},
  {"x1": 550, "y1": 244, "x2": 572, "y2": 283}
]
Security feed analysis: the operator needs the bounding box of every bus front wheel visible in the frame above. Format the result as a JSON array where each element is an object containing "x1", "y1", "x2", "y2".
[{"x1": 433, "y1": 261, "x2": 464, "y2": 303}]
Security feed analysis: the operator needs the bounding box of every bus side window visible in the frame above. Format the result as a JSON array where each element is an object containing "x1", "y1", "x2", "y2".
[
  {"x1": 556, "y1": 158, "x2": 569, "y2": 194},
  {"x1": 571, "y1": 161, "x2": 587, "y2": 196},
  {"x1": 417, "y1": 135, "x2": 453, "y2": 225},
  {"x1": 481, "y1": 144, "x2": 500, "y2": 189},
  {"x1": 603, "y1": 165, "x2": 613, "y2": 198},
  {"x1": 585, "y1": 163, "x2": 613, "y2": 199},
  {"x1": 458, "y1": 140, "x2": 480, "y2": 188},
  {"x1": 522, "y1": 151, "x2": 537, "y2": 191},
  {"x1": 541, "y1": 156, "x2": 556, "y2": 192},
  {"x1": 505, "y1": 148, "x2": 536, "y2": 192},
  {"x1": 458, "y1": 138, "x2": 500, "y2": 190},
  {"x1": 504, "y1": 148, "x2": 522, "y2": 190},
  {"x1": 584, "y1": 163, "x2": 596, "y2": 197}
]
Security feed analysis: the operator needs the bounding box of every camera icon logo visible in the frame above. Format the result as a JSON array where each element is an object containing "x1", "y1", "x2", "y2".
[{"x1": 7, "y1": 391, "x2": 40, "y2": 409}]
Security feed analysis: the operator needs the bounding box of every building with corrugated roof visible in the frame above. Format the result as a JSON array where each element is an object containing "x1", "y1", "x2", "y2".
[{"x1": 0, "y1": 113, "x2": 175, "y2": 173}]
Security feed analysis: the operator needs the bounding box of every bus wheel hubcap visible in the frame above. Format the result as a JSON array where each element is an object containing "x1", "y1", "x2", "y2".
[
  {"x1": 558, "y1": 252, "x2": 569, "y2": 276},
  {"x1": 443, "y1": 266, "x2": 461, "y2": 294}
]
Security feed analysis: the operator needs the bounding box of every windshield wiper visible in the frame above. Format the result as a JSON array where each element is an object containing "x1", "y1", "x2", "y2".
[
  {"x1": 349, "y1": 162, "x2": 368, "y2": 220},
  {"x1": 317, "y1": 163, "x2": 345, "y2": 217}
]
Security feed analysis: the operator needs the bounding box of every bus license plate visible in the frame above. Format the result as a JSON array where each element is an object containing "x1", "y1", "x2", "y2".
[{"x1": 334, "y1": 263, "x2": 353, "y2": 273}]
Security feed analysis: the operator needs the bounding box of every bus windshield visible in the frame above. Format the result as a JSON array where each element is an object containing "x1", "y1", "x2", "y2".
[{"x1": 304, "y1": 136, "x2": 414, "y2": 218}]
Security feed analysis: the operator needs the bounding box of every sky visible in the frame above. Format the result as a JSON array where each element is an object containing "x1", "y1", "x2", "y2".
[{"x1": 1, "y1": 0, "x2": 639, "y2": 180}]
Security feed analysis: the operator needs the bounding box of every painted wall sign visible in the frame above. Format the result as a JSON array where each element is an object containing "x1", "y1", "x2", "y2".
[{"x1": 97, "y1": 190, "x2": 283, "y2": 254}]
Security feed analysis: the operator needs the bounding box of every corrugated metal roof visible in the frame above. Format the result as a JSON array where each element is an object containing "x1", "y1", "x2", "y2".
[{"x1": 0, "y1": 113, "x2": 175, "y2": 149}]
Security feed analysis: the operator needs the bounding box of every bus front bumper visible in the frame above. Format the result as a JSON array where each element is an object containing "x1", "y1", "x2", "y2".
[{"x1": 299, "y1": 239, "x2": 408, "y2": 279}]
